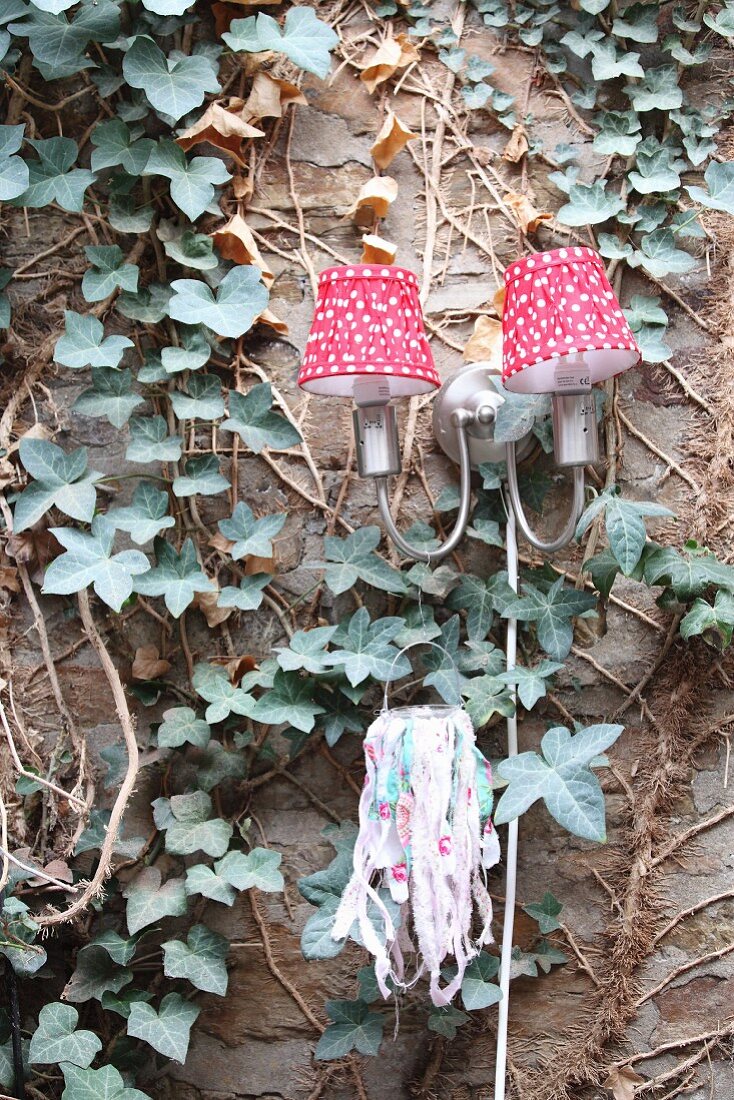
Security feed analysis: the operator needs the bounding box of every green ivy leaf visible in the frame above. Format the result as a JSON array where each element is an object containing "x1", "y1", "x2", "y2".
[
  {"x1": 220, "y1": 383, "x2": 302, "y2": 453},
  {"x1": 109, "y1": 481, "x2": 175, "y2": 545},
  {"x1": 168, "y1": 267, "x2": 268, "y2": 338},
  {"x1": 14, "y1": 438, "x2": 101, "y2": 532},
  {"x1": 145, "y1": 141, "x2": 230, "y2": 220},
  {"x1": 88, "y1": 930, "x2": 137, "y2": 967},
  {"x1": 447, "y1": 573, "x2": 506, "y2": 640},
  {"x1": 495, "y1": 660, "x2": 563, "y2": 710},
  {"x1": 156, "y1": 790, "x2": 232, "y2": 857},
  {"x1": 704, "y1": 3, "x2": 734, "y2": 37},
  {"x1": 251, "y1": 668, "x2": 325, "y2": 733},
  {"x1": 63, "y1": 945, "x2": 133, "y2": 1004},
  {"x1": 494, "y1": 390, "x2": 550, "y2": 443},
  {"x1": 632, "y1": 228, "x2": 696, "y2": 278},
  {"x1": 126, "y1": 415, "x2": 182, "y2": 464},
  {"x1": 28, "y1": 1003, "x2": 102, "y2": 1068},
  {"x1": 196, "y1": 740, "x2": 246, "y2": 791},
  {"x1": 0, "y1": 124, "x2": 29, "y2": 200},
  {"x1": 592, "y1": 110, "x2": 641, "y2": 157},
  {"x1": 55, "y1": 311, "x2": 134, "y2": 369},
  {"x1": 90, "y1": 119, "x2": 155, "y2": 175},
  {"x1": 427, "y1": 1004, "x2": 470, "y2": 1038},
  {"x1": 217, "y1": 573, "x2": 270, "y2": 611},
  {"x1": 192, "y1": 663, "x2": 258, "y2": 723},
  {"x1": 687, "y1": 161, "x2": 734, "y2": 216},
  {"x1": 13, "y1": 136, "x2": 95, "y2": 211},
  {"x1": 557, "y1": 180, "x2": 625, "y2": 227},
  {"x1": 185, "y1": 864, "x2": 236, "y2": 906},
  {"x1": 460, "y1": 952, "x2": 501, "y2": 1011},
  {"x1": 157, "y1": 706, "x2": 210, "y2": 748},
  {"x1": 328, "y1": 607, "x2": 409, "y2": 687},
  {"x1": 43, "y1": 515, "x2": 149, "y2": 612},
  {"x1": 61, "y1": 1063, "x2": 151, "y2": 1100},
  {"x1": 118, "y1": 283, "x2": 171, "y2": 323},
  {"x1": 134, "y1": 537, "x2": 215, "y2": 617},
  {"x1": 123, "y1": 867, "x2": 188, "y2": 935},
  {"x1": 275, "y1": 625, "x2": 337, "y2": 674},
  {"x1": 462, "y1": 674, "x2": 514, "y2": 728},
  {"x1": 215, "y1": 847, "x2": 284, "y2": 892},
  {"x1": 502, "y1": 578, "x2": 597, "y2": 660},
  {"x1": 82, "y1": 245, "x2": 139, "y2": 302},
  {"x1": 644, "y1": 541, "x2": 734, "y2": 600},
  {"x1": 160, "y1": 326, "x2": 212, "y2": 373},
  {"x1": 168, "y1": 374, "x2": 225, "y2": 422},
  {"x1": 680, "y1": 589, "x2": 734, "y2": 651},
  {"x1": 122, "y1": 36, "x2": 221, "y2": 122},
  {"x1": 162, "y1": 924, "x2": 229, "y2": 995},
  {"x1": 162, "y1": 227, "x2": 218, "y2": 270},
  {"x1": 627, "y1": 138, "x2": 681, "y2": 195},
  {"x1": 495, "y1": 723, "x2": 624, "y2": 841},
  {"x1": 218, "y1": 502, "x2": 286, "y2": 559},
  {"x1": 127, "y1": 993, "x2": 199, "y2": 1063},
  {"x1": 315, "y1": 1000, "x2": 384, "y2": 1061},
  {"x1": 575, "y1": 487, "x2": 674, "y2": 575},
  {"x1": 523, "y1": 891, "x2": 563, "y2": 933},
  {"x1": 310, "y1": 526, "x2": 407, "y2": 595},
  {"x1": 624, "y1": 66, "x2": 683, "y2": 112},
  {"x1": 612, "y1": 3, "x2": 659, "y2": 42},
  {"x1": 73, "y1": 368, "x2": 144, "y2": 428},
  {"x1": 224, "y1": 7, "x2": 338, "y2": 79},
  {"x1": 590, "y1": 41, "x2": 644, "y2": 81},
  {"x1": 172, "y1": 454, "x2": 230, "y2": 497},
  {"x1": 9, "y1": 2, "x2": 120, "y2": 80}
]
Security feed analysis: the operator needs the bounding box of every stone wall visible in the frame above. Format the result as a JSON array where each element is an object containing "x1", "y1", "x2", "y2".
[{"x1": 4, "y1": 7, "x2": 734, "y2": 1099}]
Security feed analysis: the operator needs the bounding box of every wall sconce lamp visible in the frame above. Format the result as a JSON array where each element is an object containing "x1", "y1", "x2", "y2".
[{"x1": 297, "y1": 250, "x2": 640, "y2": 560}]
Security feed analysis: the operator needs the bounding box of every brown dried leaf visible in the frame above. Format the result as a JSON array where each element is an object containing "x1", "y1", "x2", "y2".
[
  {"x1": 347, "y1": 176, "x2": 398, "y2": 227},
  {"x1": 603, "y1": 1067, "x2": 645, "y2": 1100},
  {"x1": 359, "y1": 33, "x2": 420, "y2": 94},
  {"x1": 233, "y1": 175, "x2": 254, "y2": 202},
  {"x1": 463, "y1": 315, "x2": 503, "y2": 364},
  {"x1": 493, "y1": 285, "x2": 506, "y2": 316},
  {"x1": 209, "y1": 530, "x2": 233, "y2": 555},
  {"x1": 212, "y1": 2, "x2": 238, "y2": 36},
  {"x1": 6, "y1": 528, "x2": 60, "y2": 583},
  {"x1": 256, "y1": 307, "x2": 289, "y2": 335},
  {"x1": 192, "y1": 588, "x2": 232, "y2": 628},
  {"x1": 218, "y1": 654, "x2": 257, "y2": 684},
  {"x1": 505, "y1": 191, "x2": 553, "y2": 234},
  {"x1": 361, "y1": 233, "x2": 397, "y2": 265},
  {"x1": 245, "y1": 71, "x2": 307, "y2": 120},
  {"x1": 176, "y1": 102, "x2": 265, "y2": 167},
  {"x1": 246, "y1": 555, "x2": 275, "y2": 576},
  {"x1": 503, "y1": 125, "x2": 529, "y2": 163},
  {"x1": 210, "y1": 213, "x2": 274, "y2": 287},
  {"x1": 370, "y1": 110, "x2": 417, "y2": 170},
  {"x1": 0, "y1": 562, "x2": 19, "y2": 592},
  {"x1": 132, "y1": 645, "x2": 171, "y2": 681}
]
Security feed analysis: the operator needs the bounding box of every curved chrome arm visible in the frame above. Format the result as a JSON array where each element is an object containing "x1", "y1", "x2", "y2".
[
  {"x1": 375, "y1": 412, "x2": 473, "y2": 563},
  {"x1": 505, "y1": 440, "x2": 585, "y2": 554}
]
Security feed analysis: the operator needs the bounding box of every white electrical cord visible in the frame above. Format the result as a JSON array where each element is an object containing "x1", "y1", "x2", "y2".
[{"x1": 494, "y1": 498, "x2": 519, "y2": 1100}]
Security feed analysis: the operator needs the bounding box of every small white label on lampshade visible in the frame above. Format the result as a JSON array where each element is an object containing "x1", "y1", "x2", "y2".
[
  {"x1": 354, "y1": 378, "x2": 392, "y2": 406},
  {"x1": 554, "y1": 360, "x2": 592, "y2": 394}
]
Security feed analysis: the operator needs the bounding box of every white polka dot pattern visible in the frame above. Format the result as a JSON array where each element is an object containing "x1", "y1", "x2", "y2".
[
  {"x1": 298, "y1": 264, "x2": 440, "y2": 395},
  {"x1": 501, "y1": 246, "x2": 640, "y2": 385}
]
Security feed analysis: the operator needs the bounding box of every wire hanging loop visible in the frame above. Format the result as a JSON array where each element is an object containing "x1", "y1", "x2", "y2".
[{"x1": 382, "y1": 640, "x2": 463, "y2": 712}]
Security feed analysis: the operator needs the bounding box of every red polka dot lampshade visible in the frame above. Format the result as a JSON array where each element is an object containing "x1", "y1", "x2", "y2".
[
  {"x1": 298, "y1": 264, "x2": 440, "y2": 398},
  {"x1": 501, "y1": 247, "x2": 641, "y2": 394}
]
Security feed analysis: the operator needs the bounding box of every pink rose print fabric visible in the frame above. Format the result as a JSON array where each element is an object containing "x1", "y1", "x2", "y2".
[
  {"x1": 298, "y1": 265, "x2": 440, "y2": 398},
  {"x1": 330, "y1": 705, "x2": 501, "y2": 1008}
]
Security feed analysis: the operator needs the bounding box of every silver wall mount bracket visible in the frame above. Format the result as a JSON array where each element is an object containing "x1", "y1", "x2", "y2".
[{"x1": 431, "y1": 362, "x2": 534, "y2": 468}]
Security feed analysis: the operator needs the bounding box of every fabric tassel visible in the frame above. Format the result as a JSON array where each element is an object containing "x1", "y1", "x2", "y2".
[{"x1": 330, "y1": 704, "x2": 500, "y2": 1006}]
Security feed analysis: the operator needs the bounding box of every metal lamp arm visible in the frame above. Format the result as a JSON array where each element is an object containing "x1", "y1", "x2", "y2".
[
  {"x1": 505, "y1": 440, "x2": 585, "y2": 554},
  {"x1": 375, "y1": 411, "x2": 473, "y2": 563}
]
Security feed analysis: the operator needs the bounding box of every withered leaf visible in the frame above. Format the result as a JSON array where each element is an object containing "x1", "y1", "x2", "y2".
[
  {"x1": 348, "y1": 175, "x2": 398, "y2": 227},
  {"x1": 370, "y1": 110, "x2": 417, "y2": 170},
  {"x1": 256, "y1": 308, "x2": 289, "y2": 336},
  {"x1": 245, "y1": 72, "x2": 307, "y2": 120},
  {"x1": 603, "y1": 1067, "x2": 645, "y2": 1100},
  {"x1": 193, "y1": 588, "x2": 232, "y2": 628},
  {"x1": 361, "y1": 233, "x2": 397, "y2": 265},
  {"x1": 177, "y1": 102, "x2": 265, "y2": 167},
  {"x1": 359, "y1": 33, "x2": 420, "y2": 94},
  {"x1": 503, "y1": 125, "x2": 529, "y2": 163},
  {"x1": 132, "y1": 645, "x2": 172, "y2": 681},
  {"x1": 463, "y1": 315, "x2": 503, "y2": 365},
  {"x1": 505, "y1": 191, "x2": 553, "y2": 234},
  {"x1": 211, "y1": 213, "x2": 274, "y2": 287}
]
